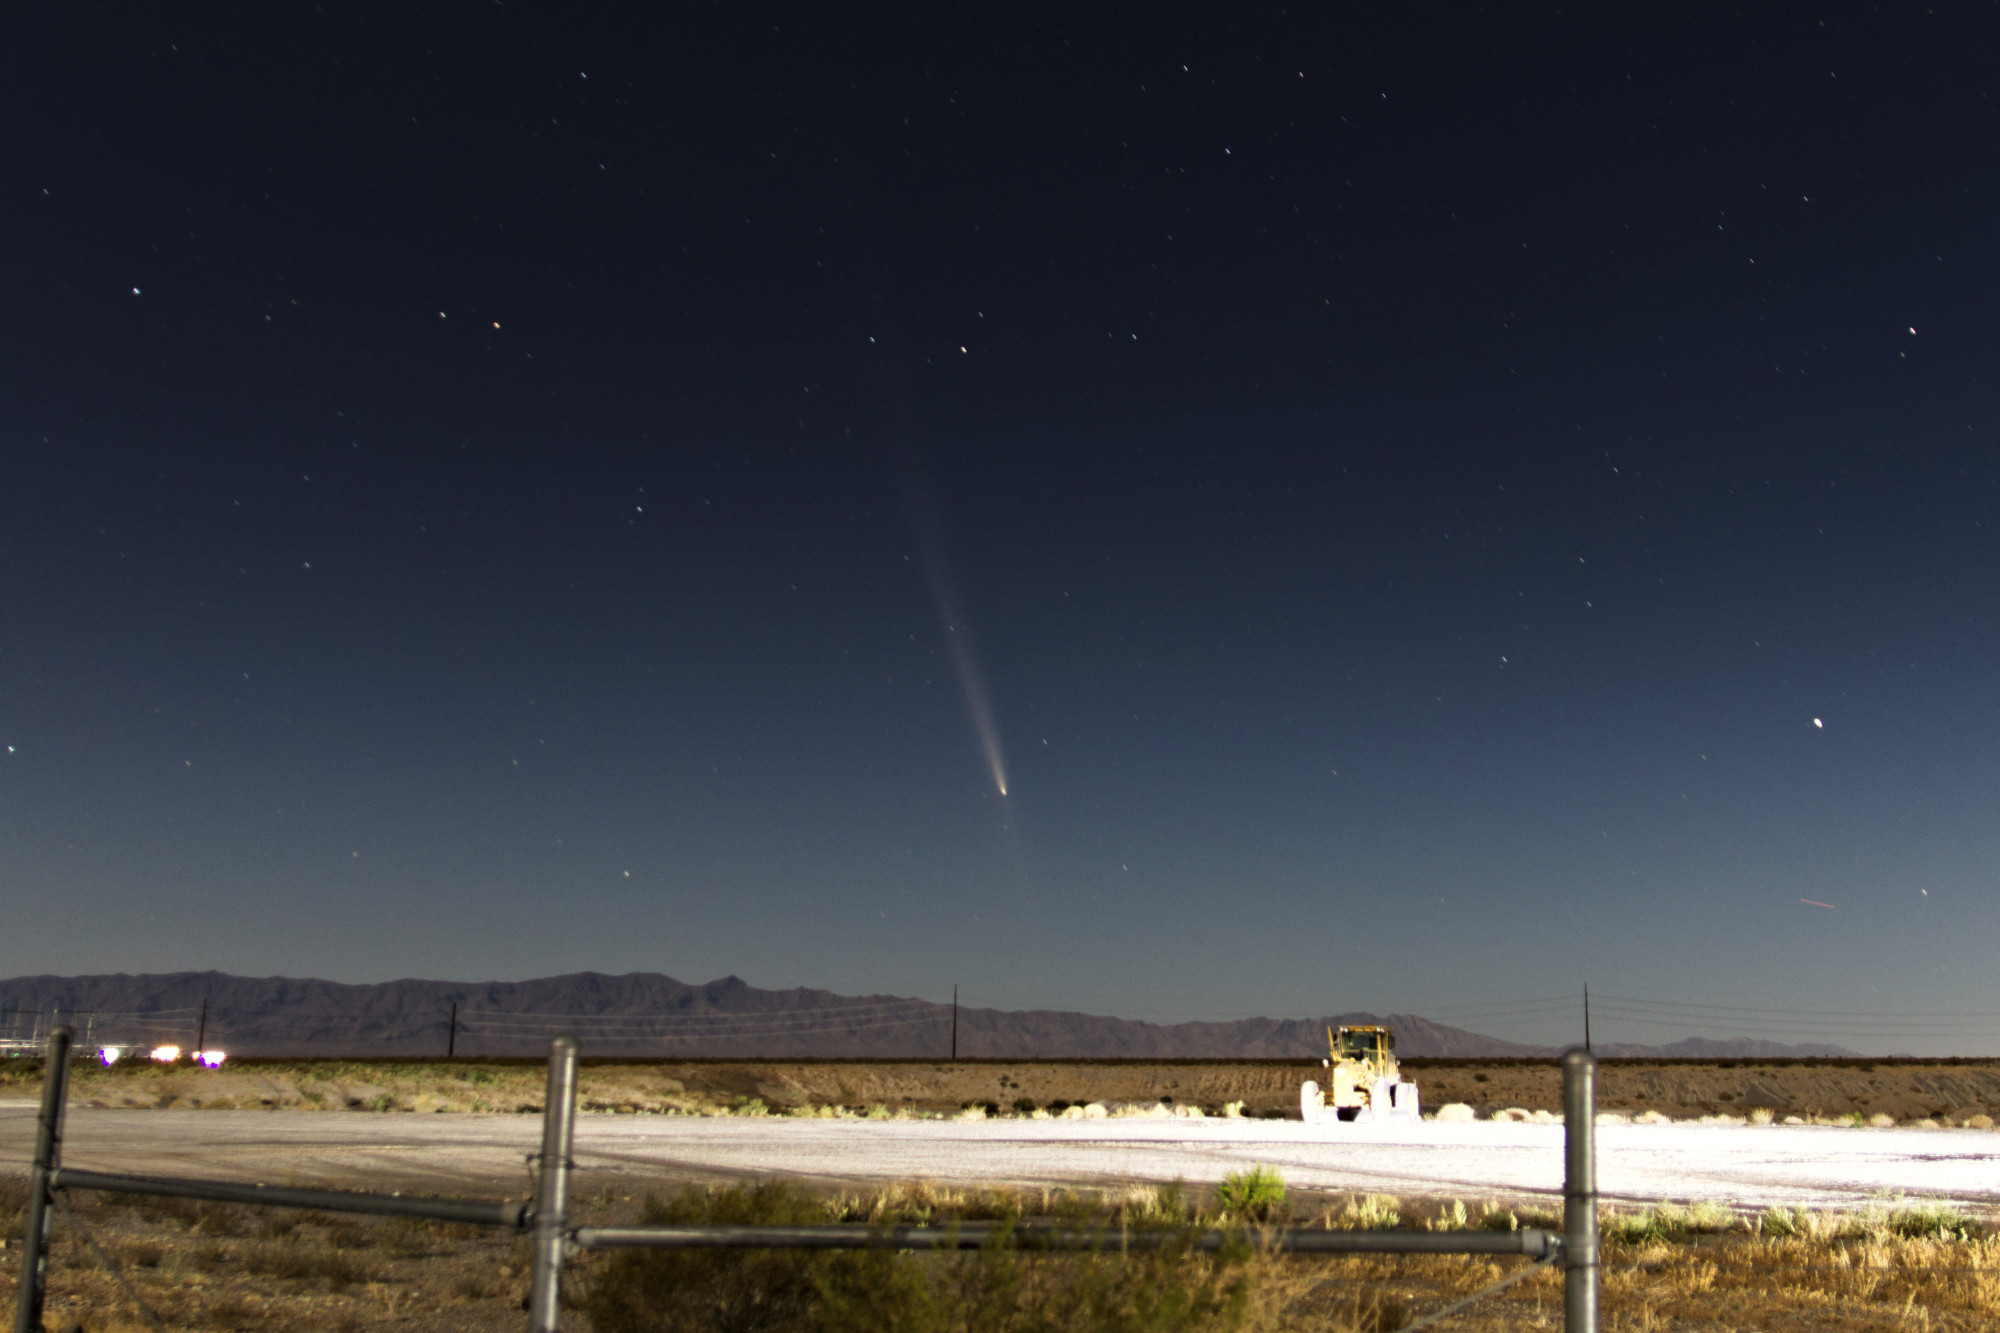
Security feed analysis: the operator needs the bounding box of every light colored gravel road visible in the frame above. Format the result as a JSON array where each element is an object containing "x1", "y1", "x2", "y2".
[{"x1": 4, "y1": 1107, "x2": 1996, "y2": 1211}]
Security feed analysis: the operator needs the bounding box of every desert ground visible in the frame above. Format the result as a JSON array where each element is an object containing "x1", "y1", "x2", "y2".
[
  {"x1": 8, "y1": 1058, "x2": 2000, "y2": 1331},
  {"x1": 5, "y1": 1116, "x2": 1999, "y2": 1333},
  {"x1": 10, "y1": 1055, "x2": 2000, "y2": 1123},
  {"x1": 5, "y1": 1057, "x2": 1998, "y2": 1210},
  {"x1": 4, "y1": 1102, "x2": 1997, "y2": 1212}
]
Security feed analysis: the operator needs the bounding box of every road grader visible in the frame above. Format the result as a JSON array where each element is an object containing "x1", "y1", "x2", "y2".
[{"x1": 1299, "y1": 1024, "x2": 1421, "y2": 1123}]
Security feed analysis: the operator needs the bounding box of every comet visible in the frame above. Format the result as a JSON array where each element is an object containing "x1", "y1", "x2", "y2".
[{"x1": 900, "y1": 460, "x2": 1009, "y2": 798}]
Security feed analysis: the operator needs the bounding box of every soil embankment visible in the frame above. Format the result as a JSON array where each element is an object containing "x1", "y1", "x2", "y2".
[
  {"x1": 7, "y1": 1057, "x2": 2000, "y2": 1123},
  {"x1": 1411, "y1": 1059, "x2": 2000, "y2": 1122}
]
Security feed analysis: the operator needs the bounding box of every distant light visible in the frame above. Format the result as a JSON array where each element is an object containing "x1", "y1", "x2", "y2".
[
  {"x1": 150, "y1": 1045, "x2": 182, "y2": 1063},
  {"x1": 1812, "y1": 718, "x2": 1823, "y2": 728},
  {"x1": 131, "y1": 287, "x2": 141, "y2": 295},
  {"x1": 197, "y1": 1050, "x2": 227, "y2": 1068},
  {"x1": 99, "y1": 1047, "x2": 123, "y2": 1065}
]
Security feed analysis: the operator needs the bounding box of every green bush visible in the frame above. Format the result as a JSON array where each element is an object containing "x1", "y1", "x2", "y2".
[
  {"x1": 1603, "y1": 1201, "x2": 1740, "y2": 1244},
  {"x1": 1215, "y1": 1168, "x2": 1287, "y2": 1224},
  {"x1": 583, "y1": 1182, "x2": 1253, "y2": 1333},
  {"x1": 1886, "y1": 1204, "x2": 1978, "y2": 1240}
]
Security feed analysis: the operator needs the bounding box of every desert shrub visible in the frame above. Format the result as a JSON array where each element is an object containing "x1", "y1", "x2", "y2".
[
  {"x1": 1426, "y1": 1200, "x2": 1469, "y2": 1232},
  {"x1": 1758, "y1": 1206, "x2": 1811, "y2": 1239},
  {"x1": 123, "y1": 1240, "x2": 166, "y2": 1269},
  {"x1": 203, "y1": 1295, "x2": 258, "y2": 1328},
  {"x1": 1603, "y1": 1211, "x2": 1666, "y2": 1244},
  {"x1": 193, "y1": 1240, "x2": 235, "y2": 1273},
  {"x1": 1216, "y1": 1168, "x2": 1287, "y2": 1223},
  {"x1": 1117, "y1": 1185, "x2": 1200, "y2": 1230},
  {"x1": 114, "y1": 1190, "x2": 202, "y2": 1226},
  {"x1": 0, "y1": 1175, "x2": 26, "y2": 1242},
  {"x1": 1337, "y1": 1196, "x2": 1402, "y2": 1231},
  {"x1": 1887, "y1": 1204, "x2": 1978, "y2": 1240},
  {"x1": 381, "y1": 1215, "x2": 449, "y2": 1257},
  {"x1": 192, "y1": 1199, "x2": 253, "y2": 1236},
  {"x1": 243, "y1": 1241, "x2": 383, "y2": 1289},
  {"x1": 324, "y1": 1219, "x2": 378, "y2": 1250},
  {"x1": 583, "y1": 1182, "x2": 1252, "y2": 1333},
  {"x1": 1605, "y1": 1201, "x2": 1740, "y2": 1244},
  {"x1": 583, "y1": 1182, "x2": 922, "y2": 1333},
  {"x1": 1306, "y1": 1287, "x2": 1413, "y2": 1333},
  {"x1": 314, "y1": 1250, "x2": 380, "y2": 1291}
]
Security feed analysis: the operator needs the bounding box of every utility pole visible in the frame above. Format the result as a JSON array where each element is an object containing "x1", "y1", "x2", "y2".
[
  {"x1": 1583, "y1": 984, "x2": 1592, "y2": 1054},
  {"x1": 448, "y1": 1002, "x2": 459, "y2": 1059},
  {"x1": 195, "y1": 998, "x2": 208, "y2": 1058},
  {"x1": 950, "y1": 986, "x2": 958, "y2": 1060}
]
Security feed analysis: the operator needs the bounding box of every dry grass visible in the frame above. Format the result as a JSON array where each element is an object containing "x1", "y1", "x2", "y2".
[
  {"x1": 3, "y1": 1176, "x2": 1995, "y2": 1331},
  {"x1": 0, "y1": 1172, "x2": 27, "y2": 1243},
  {"x1": 1258, "y1": 1198, "x2": 2000, "y2": 1332},
  {"x1": 583, "y1": 1185, "x2": 2000, "y2": 1333},
  {"x1": 0, "y1": 1186, "x2": 530, "y2": 1331}
]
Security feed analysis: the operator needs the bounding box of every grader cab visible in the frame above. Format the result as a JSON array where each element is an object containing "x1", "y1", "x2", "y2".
[{"x1": 1300, "y1": 1024, "x2": 1421, "y2": 1124}]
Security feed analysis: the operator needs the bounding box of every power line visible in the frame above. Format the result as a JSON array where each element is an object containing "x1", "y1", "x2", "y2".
[{"x1": 1592, "y1": 992, "x2": 2000, "y2": 1020}]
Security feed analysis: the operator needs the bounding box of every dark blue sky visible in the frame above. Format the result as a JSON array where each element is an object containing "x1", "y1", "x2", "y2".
[{"x1": 3, "y1": 5, "x2": 1996, "y2": 1051}]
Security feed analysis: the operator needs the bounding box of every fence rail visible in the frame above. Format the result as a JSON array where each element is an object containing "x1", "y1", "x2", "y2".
[
  {"x1": 46, "y1": 1168, "x2": 530, "y2": 1229},
  {"x1": 10, "y1": 1028, "x2": 1601, "y2": 1333},
  {"x1": 569, "y1": 1221, "x2": 1562, "y2": 1256}
]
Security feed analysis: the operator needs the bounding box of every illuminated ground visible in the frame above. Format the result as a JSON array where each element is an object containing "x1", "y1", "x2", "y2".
[{"x1": 5, "y1": 1108, "x2": 1997, "y2": 1211}]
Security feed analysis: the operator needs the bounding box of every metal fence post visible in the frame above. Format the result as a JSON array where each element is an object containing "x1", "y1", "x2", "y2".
[
  {"x1": 1561, "y1": 1047, "x2": 1598, "y2": 1333},
  {"x1": 13, "y1": 1026, "x2": 73, "y2": 1333},
  {"x1": 526, "y1": 1035, "x2": 579, "y2": 1333}
]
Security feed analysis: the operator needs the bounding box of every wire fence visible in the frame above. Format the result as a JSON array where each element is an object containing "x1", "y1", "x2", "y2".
[{"x1": 7, "y1": 1031, "x2": 1607, "y2": 1333}]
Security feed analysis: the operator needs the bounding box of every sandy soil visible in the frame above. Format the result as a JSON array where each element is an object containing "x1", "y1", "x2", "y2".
[{"x1": 6, "y1": 1102, "x2": 1998, "y2": 1212}]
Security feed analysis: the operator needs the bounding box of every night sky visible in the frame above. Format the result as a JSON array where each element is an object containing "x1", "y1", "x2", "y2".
[{"x1": 5, "y1": 6, "x2": 1997, "y2": 1052}]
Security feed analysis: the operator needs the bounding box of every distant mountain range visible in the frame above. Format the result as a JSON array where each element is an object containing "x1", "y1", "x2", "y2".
[{"x1": 0, "y1": 971, "x2": 1856, "y2": 1060}]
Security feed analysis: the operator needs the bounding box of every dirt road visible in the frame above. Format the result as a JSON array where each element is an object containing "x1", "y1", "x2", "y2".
[{"x1": 5, "y1": 1105, "x2": 1995, "y2": 1212}]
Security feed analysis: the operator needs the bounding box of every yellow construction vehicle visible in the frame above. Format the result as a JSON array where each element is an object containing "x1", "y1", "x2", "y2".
[{"x1": 1300, "y1": 1024, "x2": 1421, "y2": 1123}]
